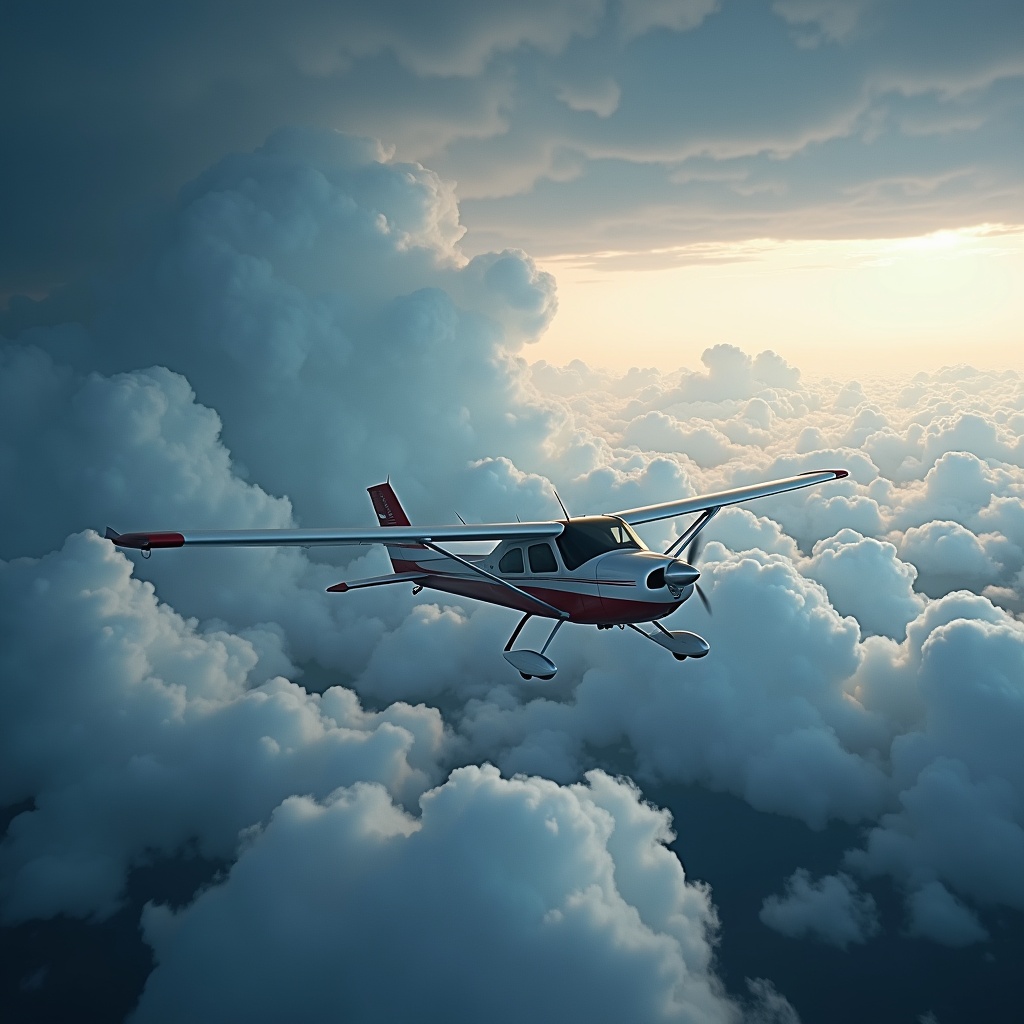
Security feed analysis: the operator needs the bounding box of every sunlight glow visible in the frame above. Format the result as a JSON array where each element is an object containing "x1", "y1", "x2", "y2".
[{"x1": 533, "y1": 225, "x2": 1024, "y2": 375}]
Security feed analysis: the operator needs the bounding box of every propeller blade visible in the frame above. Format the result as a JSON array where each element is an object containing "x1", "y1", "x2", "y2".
[
  {"x1": 686, "y1": 533, "x2": 704, "y2": 565},
  {"x1": 695, "y1": 582, "x2": 712, "y2": 616}
]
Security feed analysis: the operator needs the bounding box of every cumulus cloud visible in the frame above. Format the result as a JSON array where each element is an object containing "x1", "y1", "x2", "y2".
[
  {"x1": 804, "y1": 529, "x2": 924, "y2": 639},
  {"x1": 133, "y1": 768, "x2": 737, "y2": 1024},
  {"x1": 898, "y1": 520, "x2": 1000, "y2": 598},
  {"x1": 85, "y1": 127, "x2": 558, "y2": 531},
  {"x1": 4, "y1": 125, "x2": 1024, "y2": 1023},
  {"x1": 0, "y1": 532, "x2": 448, "y2": 924},
  {"x1": 759, "y1": 870, "x2": 879, "y2": 948},
  {"x1": 904, "y1": 880, "x2": 989, "y2": 947}
]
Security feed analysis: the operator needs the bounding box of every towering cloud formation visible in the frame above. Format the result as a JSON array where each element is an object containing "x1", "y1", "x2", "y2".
[
  {"x1": 133, "y1": 769, "x2": 735, "y2": 1024},
  {"x1": 2, "y1": 128, "x2": 1023, "y2": 1021}
]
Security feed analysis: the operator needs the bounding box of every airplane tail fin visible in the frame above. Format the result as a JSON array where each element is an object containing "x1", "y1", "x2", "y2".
[
  {"x1": 367, "y1": 481, "x2": 433, "y2": 572},
  {"x1": 368, "y1": 481, "x2": 412, "y2": 527}
]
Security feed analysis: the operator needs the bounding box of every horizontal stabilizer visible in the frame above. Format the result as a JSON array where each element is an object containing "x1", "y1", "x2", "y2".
[{"x1": 327, "y1": 571, "x2": 424, "y2": 593}]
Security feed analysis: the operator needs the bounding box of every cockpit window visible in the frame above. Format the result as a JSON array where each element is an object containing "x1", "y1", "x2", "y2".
[
  {"x1": 528, "y1": 543, "x2": 557, "y2": 573},
  {"x1": 556, "y1": 517, "x2": 643, "y2": 571},
  {"x1": 498, "y1": 547, "x2": 524, "y2": 574}
]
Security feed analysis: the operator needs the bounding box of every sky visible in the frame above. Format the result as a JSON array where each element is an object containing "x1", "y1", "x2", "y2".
[{"x1": 2, "y1": 2, "x2": 1024, "y2": 1022}]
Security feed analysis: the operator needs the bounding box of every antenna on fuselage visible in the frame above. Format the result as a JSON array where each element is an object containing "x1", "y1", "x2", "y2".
[
  {"x1": 553, "y1": 490, "x2": 571, "y2": 521},
  {"x1": 454, "y1": 511, "x2": 467, "y2": 525}
]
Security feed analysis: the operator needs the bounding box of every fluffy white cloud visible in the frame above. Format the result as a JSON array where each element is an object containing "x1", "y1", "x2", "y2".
[
  {"x1": 82, "y1": 128, "x2": 559, "y2": 531},
  {"x1": 0, "y1": 532, "x2": 448, "y2": 923},
  {"x1": 898, "y1": 520, "x2": 1000, "y2": 597},
  {"x1": 133, "y1": 768, "x2": 738, "y2": 1024},
  {"x1": 759, "y1": 870, "x2": 879, "y2": 948},
  {"x1": 844, "y1": 597, "x2": 1024, "y2": 924},
  {"x1": 804, "y1": 529, "x2": 924, "y2": 639},
  {"x1": 4, "y1": 127, "x2": 1024, "y2": 1024}
]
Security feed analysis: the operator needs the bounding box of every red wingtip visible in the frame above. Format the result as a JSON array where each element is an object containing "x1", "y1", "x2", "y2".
[
  {"x1": 326, "y1": 582, "x2": 349, "y2": 593},
  {"x1": 832, "y1": 469, "x2": 849, "y2": 479},
  {"x1": 107, "y1": 531, "x2": 185, "y2": 550}
]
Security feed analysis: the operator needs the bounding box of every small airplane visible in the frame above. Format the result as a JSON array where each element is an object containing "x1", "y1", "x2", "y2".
[{"x1": 106, "y1": 468, "x2": 847, "y2": 680}]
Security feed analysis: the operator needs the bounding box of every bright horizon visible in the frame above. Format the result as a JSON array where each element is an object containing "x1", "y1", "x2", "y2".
[{"x1": 533, "y1": 223, "x2": 1024, "y2": 376}]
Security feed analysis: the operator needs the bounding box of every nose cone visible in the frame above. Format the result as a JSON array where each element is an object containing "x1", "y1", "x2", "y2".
[{"x1": 665, "y1": 560, "x2": 700, "y2": 589}]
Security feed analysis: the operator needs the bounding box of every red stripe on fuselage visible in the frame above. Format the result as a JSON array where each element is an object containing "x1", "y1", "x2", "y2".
[{"x1": 415, "y1": 573, "x2": 679, "y2": 625}]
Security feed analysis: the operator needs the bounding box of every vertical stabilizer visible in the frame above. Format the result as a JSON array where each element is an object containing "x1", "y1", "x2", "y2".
[
  {"x1": 367, "y1": 481, "x2": 435, "y2": 572},
  {"x1": 368, "y1": 482, "x2": 411, "y2": 527}
]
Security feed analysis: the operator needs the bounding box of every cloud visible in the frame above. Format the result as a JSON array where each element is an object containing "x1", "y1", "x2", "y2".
[
  {"x1": 804, "y1": 529, "x2": 924, "y2": 639},
  {"x1": 0, "y1": 532, "x2": 448, "y2": 923},
  {"x1": 618, "y1": 0, "x2": 719, "y2": 40},
  {"x1": 4, "y1": 0, "x2": 1023, "y2": 296},
  {"x1": 904, "y1": 880, "x2": 989, "y2": 947},
  {"x1": 81, "y1": 127, "x2": 558, "y2": 532},
  {"x1": 759, "y1": 870, "x2": 879, "y2": 948},
  {"x1": 898, "y1": 520, "x2": 1000, "y2": 597},
  {"x1": 670, "y1": 345, "x2": 802, "y2": 404},
  {"x1": 132, "y1": 768, "x2": 737, "y2": 1024},
  {"x1": 771, "y1": 0, "x2": 877, "y2": 47},
  {"x1": 844, "y1": 598, "x2": 1024, "y2": 923},
  {"x1": 742, "y1": 978, "x2": 802, "y2": 1024},
  {"x1": 4, "y1": 125, "x2": 1024, "y2": 1024}
]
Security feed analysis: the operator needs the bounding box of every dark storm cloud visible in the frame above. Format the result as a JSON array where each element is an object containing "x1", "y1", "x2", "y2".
[
  {"x1": 759, "y1": 869, "x2": 879, "y2": 948},
  {"x1": 3, "y1": 0, "x2": 1022, "y2": 302}
]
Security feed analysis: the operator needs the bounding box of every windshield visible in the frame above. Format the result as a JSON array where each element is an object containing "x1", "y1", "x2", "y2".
[{"x1": 556, "y1": 517, "x2": 643, "y2": 571}]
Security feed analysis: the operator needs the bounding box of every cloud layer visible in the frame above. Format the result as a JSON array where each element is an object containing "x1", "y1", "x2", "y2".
[
  {"x1": 2, "y1": 0, "x2": 1022, "y2": 298},
  {"x1": 2, "y1": 126, "x2": 1024, "y2": 1021}
]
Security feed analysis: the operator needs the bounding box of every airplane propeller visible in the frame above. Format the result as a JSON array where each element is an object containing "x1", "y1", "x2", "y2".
[{"x1": 685, "y1": 533, "x2": 712, "y2": 616}]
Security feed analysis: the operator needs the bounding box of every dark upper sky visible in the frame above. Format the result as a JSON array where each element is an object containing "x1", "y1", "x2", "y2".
[{"x1": 3, "y1": 0, "x2": 1022, "y2": 298}]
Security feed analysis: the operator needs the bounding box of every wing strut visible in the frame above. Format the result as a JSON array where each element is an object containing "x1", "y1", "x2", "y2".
[
  {"x1": 664, "y1": 506, "x2": 721, "y2": 558},
  {"x1": 421, "y1": 541, "x2": 569, "y2": 620}
]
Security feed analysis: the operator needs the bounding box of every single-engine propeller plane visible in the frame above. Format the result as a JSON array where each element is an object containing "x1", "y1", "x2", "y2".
[{"x1": 107, "y1": 469, "x2": 847, "y2": 680}]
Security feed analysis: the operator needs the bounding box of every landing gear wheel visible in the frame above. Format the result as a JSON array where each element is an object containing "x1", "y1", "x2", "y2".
[{"x1": 673, "y1": 653, "x2": 687, "y2": 661}]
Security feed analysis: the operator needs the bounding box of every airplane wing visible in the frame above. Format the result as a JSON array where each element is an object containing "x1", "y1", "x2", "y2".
[
  {"x1": 105, "y1": 521, "x2": 563, "y2": 552},
  {"x1": 611, "y1": 469, "x2": 848, "y2": 526}
]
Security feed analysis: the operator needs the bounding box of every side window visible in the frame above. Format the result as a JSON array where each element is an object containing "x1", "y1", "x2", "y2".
[
  {"x1": 528, "y1": 543, "x2": 557, "y2": 573},
  {"x1": 498, "y1": 547, "x2": 524, "y2": 574}
]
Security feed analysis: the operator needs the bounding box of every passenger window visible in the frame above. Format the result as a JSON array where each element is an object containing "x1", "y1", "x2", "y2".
[
  {"x1": 499, "y1": 547, "x2": 524, "y2": 574},
  {"x1": 528, "y1": 543, "x2": 557, "y2": 573}
]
